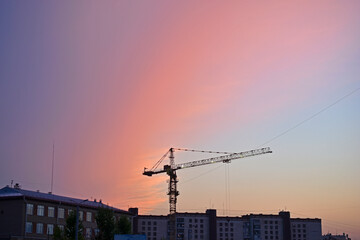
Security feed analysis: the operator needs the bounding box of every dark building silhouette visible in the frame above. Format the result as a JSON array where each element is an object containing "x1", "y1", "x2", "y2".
[
  {"x1": 0, "y1": 186, "x2": 132, "y2": 240},
  {"x1": 131, "y1": 208, "x2": 321, "y2": 240}
]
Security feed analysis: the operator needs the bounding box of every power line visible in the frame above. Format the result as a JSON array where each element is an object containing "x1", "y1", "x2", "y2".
[
  {"x1": 292, "y1": 211, "x2": 360, "y2": 230},
  {"x1": 258, "y1": 86, "x2": 360, "y2": 147}
]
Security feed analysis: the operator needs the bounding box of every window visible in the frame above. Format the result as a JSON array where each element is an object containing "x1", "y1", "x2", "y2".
[
  {"x1": 47, "y1": 224, "x2": 54, "y2": 235},
  {"x1": 26, "y1": 204, "x2": 33, "y2": 215},
  {"x1": 95, "y1": 229, "x2": 100, "y2": 236},
  {"x1": 200, "y1": 219, "x2": 203, "y2": 223},
  {"x1": 58, "y1": 208, "x2": 64, "y2": 218},
  {"x1": 36, "y1": 223, "x2": 44, "y2": 234},
  {"x1": 26, "y1": 222, "x2": 32, "y2": 233},
  {"x1": 68, "y1": 209, "x2": 73, "y2": 216},
  {"x1": 58, "y1": 225, "x2": 64, "y2": 231},
  {"x1": 79, "y1": 211, "x2": 83, "y2": 221},
  {"x1": 48, "y1": 207, "x2": 55, "y2": 217},
  {"x1": 153, "y1": 227, "x2": 157, "y2": 231},
  {"x1": 37, "y1": 205, "x2": 44, "y2": 216},
  {"x1": 86, "y1": 228, "x2": 91, "y2": 238},
  {"x1": 153, "y1": 221, "x2": 157, "y2": 225},
  {"x1": 86, "y1": 212, "x2": 92, "y2": 222}
]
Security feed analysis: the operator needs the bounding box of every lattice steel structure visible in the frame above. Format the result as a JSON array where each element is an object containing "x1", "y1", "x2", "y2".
[{"x1": 143, "y1": 147, "x2": 272, "y2": 240}]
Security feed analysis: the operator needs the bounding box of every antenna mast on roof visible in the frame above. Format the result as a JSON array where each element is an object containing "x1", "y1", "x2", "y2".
[{"x1": 51, "y1": 142, "x2": 55, "y2": 194}]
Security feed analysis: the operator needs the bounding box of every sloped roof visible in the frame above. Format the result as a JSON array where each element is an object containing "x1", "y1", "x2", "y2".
[{"x1": 0, "y1": 186, "x2": 131, "y2": 215}]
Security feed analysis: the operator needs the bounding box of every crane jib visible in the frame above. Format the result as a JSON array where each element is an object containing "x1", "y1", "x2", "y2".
[{"x1": 175, "y1": 147, "x2": 271, "y2": 170}]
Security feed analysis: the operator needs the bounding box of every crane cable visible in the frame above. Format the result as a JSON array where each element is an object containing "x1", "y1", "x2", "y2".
[
  {"x1": 150, "y1": 148, "x2": 233, "y2": 172},
  {"x1": 174, "y1": 148, "x2": 236, "y2": 155},
  {"x1": 150, "y1": 149, "x2": 170, "y2": 171}
]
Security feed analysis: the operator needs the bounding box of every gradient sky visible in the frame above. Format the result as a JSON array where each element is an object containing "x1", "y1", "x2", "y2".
[{"x1": 1, "y1": 1, "x2": 359, "y2": 238}]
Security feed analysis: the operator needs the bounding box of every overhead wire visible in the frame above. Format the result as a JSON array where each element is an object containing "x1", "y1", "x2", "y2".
[
  {"x1": 257, "y1": 86, "x2": 360, "y2": 148},
  {"x1": 173, "y1": 86, "x2": 360, "y2": 186},
  {"x1": 144, "y1": 85, "x2": 360, "y2": 217},
  {"x1": 292, "y1": 211, "x2": 360, "y2": 230}
]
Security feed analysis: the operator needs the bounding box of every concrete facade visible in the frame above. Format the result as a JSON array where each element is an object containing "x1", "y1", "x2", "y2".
[
  {"x1": 132, "y1": 209, "x2": 322, "y2": 240},
  {"x1": 0, "y1": 186, "x2": 132, "y2": 240}
]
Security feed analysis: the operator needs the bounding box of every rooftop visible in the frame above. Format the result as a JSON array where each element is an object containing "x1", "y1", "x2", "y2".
[{"x1": 0, "y1": 186, "x2": 131, "y2": 215}]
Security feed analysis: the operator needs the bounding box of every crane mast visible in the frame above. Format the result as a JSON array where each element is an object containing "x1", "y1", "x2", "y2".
[
  {"x1": 167, "y1": 149, "x2": 177, "y2": 239},
  {"x1": 143, "y1": 147, "x2": 272, "y2": 240}
]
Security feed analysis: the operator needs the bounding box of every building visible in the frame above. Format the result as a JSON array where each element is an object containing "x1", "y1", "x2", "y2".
[
  {"x1": 132, "y1": 208, "x2": 322, "y2": 240},
  {"x1": 0, "y1": 185, "x2": 132, "y2": 240},
  {"x1": 322, "y1": 233, "x2": 351, "y2": 240}
]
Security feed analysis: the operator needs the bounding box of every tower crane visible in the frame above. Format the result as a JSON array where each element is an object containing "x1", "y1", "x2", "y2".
[{"x1": 143, "y1": 147, "x2": 272, "y2": 240}]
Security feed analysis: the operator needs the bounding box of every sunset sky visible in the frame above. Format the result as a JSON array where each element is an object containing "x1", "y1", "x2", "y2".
[{"x1": 0, "y1": 1, "x2": 359, "y2": 238}]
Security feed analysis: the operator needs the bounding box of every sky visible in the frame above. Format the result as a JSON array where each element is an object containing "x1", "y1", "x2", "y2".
[{"x1": 0, "y1": 1, "x2": 359, "y2": 238}]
